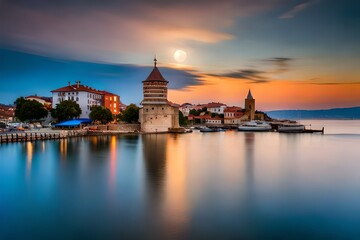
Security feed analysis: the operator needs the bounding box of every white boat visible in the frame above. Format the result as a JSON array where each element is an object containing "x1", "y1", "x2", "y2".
[
  {"x1": 278, "y1": 124, "x2": 305, "y2": 133},
  {"x1": 238, "y1": 121, "x2": 272, "y2": 132}
]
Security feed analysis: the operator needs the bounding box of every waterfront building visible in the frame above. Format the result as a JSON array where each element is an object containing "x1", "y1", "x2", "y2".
[
  {"x1": 25, "y1": 95, "x2": 52, "y2": 110},
  {"x1": 100, "y1": 91, "x2": 120, "y2": 115},
  {"x1": 205, "y1": 117, "x2": 223, "y2": 125},
  {"x1": 206, "y1": 102, "x2": 227, "y2": 114},
  {"x1": 224, "y1": 106, "x2": 246, "y2": 125},
  {"x1": 179, "y1": 103, "x2": 193, "y2": 117},
  {"x1": 51, "y1": 81, "x2": 120, "y2": 118},
  {"x1": 0, "y1": 104, "x2": 14, "y2": 121},
  {"x1": 139, "y1": 58, "x2": 180, "y2": 133}
]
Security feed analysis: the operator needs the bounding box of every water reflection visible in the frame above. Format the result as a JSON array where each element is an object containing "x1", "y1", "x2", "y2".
[
  {"x1": 244, "y1": 133, "x2": 255, "y2": 191},
  {"x1": 164, "y1": 134, "x2": 189, "y2": 238},
  {"x1": 141, "y1": 134, "x2": 167, "y2": 237},
  {"x1": 243, "y1": 133, "x2": 256, "y2": 238},
  {"x1": 141, "y1": 134, "x2": 189, "y2": 238},
  {"x1": 2, "y1": 123, "x2": 360, "y2": 239},
  {"x1": 109, "y1": 136, "x2": 117, "y2": 190},
  {"x1": 142, "y1": 134, "x2": 167, "y2": 196},
  {"x1": 59, "y1": 138, "x2": 68, "y2": 160},
  {"x1": 26, "y1": 141, "x2": 33, "y2": 178}
]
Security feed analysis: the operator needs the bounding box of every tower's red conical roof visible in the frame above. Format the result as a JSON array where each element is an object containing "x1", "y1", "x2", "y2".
[
  {"x1": 143, "y1": 57, "x2": 168, "y2": 83},
  {"x1": 144, "y1": 66, "x2": 168, "y2": 82}
]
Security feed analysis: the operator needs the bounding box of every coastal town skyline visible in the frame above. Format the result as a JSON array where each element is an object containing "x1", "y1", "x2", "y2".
[{"x1": 1, "y1": 0, "x2": 360, "y2": 110}]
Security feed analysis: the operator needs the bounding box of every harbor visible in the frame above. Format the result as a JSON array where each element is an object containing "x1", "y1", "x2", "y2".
[{"x1": 0, "y1": 120, "x2": 359, "y2": 239}]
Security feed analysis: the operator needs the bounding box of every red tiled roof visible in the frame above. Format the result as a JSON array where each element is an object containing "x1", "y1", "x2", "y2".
[
  {"x1": 207, "y1": 117, "x2": 223, "y2": 120},
  {"x1": 51, "y1": 84, "x2": 102, "y2": 94},
  {"x1": 51, "y1": 84, "x2": 119, "y2": 96},
  {"x1": 99, "y1": 90, "x2": 119, "y2": 97},
  {"x1": 224, "y1": 106, "x2": 242, "y2": 112},
  {"x1": 168, "y1": 101, "x2": 180, "y2": 108},
  {"x1": 180, "y1": 103, "x2": 192, "y2": 107},
  {"x1": 193, "y1": 115, "x2": 212, "y2": 119},
  {"x1": 25, "y1": 95, "x2": 52, "y2": 103},
  {"x1": 206, "y1": 102, "x2": 227, "y2": 108},
  {"x1": 143, "y1": 67, "x2": 168, "y2": 82}
]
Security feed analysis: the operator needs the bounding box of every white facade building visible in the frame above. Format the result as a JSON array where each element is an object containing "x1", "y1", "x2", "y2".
[
  {"x1": 206, "y1": 102, "x2": 227, "y2": 114},
  {"x1": 52, "y1": 81, "x2": 104, "y2": 118}
]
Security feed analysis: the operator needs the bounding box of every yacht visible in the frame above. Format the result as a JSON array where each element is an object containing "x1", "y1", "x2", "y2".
[{"x1": 238, "y1": 121, "x2": 272, "y2": 132}]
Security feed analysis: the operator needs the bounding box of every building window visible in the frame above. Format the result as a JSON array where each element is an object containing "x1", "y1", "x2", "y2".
[
  {"x1": 113, "y1": 103, "x2": 116, "y2": 108},
  {"x1": 76, "y1": 97, "x2": 79, "y2": 101},
  {"x1": 110, "y1": 97, "x2": 112, "y2": 101},
  {"x1": 114, "y1": 96, "x2": 117, "y2": 101},
  {"x1": 152, "y1": 107, "x2": 154, "y2": 110}
]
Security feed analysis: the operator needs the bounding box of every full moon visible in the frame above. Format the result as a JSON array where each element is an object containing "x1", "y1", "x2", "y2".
[{"x1": 173, "y1": 50, "x2": 187, "y2": 63}]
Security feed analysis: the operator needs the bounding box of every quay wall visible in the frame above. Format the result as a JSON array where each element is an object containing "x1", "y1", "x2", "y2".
[{"x1": 0, "y1": 129, "x2": 88, "y2": 143}]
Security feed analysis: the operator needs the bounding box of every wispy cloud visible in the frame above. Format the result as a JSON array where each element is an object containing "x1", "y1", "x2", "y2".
[
  {"x1": 209, "y1": 69, "x2": 269, "y2": 83},
  {"x1": 303, "y1": 78, "x2": 360, "y2": 85},
  {"x1": 280, "y1": 1, "x2": 315, "y2": 19},
  {"x1": 264, "y1": 57, "x2": 294, "y2": 73},
  {"x1": 0, "y1": 0, "x2": 286, "y2": 62}
]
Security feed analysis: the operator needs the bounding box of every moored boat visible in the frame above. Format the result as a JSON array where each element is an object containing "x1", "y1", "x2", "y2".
[
  {"x1": 199, "y1": 127, "x2": 221, "y2": 132},
  {"x1": 277, "y1": 124, "x2": 305, "y2": 133},
  {"x1": 238, "y1": 121, "x2": 272, "y2": 132}
]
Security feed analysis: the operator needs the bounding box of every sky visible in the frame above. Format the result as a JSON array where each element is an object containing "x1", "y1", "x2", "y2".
[{"x1": 0, "y1": 0, "x2": 359, "y2": 110}]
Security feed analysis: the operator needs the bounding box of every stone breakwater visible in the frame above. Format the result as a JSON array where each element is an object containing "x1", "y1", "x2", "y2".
[{"x1": 0, "y1": 124, "x2": 141, "y2": 144}]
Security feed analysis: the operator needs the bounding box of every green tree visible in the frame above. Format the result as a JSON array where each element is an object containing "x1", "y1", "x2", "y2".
[
  {"x1": 14, "y1": 97, "x2": 27, "y2": 120},
  {"x1": 189, "y1": 109, "x2": 200, "y2": 116},
  {"x1": 179, "y1": 110, "x2": 187, "y2": 126},
  {"x1": 52, "y1": 100, "x2": 82, "y2": 122},
  {"x1": 14, "y1": 97, "x2": 48, "y2": 122},
  {"x1": 89, "y1": 106, "x2": 114, "y2": 124},
  {"x1": 119, "y1": 104, "x2": 139, "y2": 123}
]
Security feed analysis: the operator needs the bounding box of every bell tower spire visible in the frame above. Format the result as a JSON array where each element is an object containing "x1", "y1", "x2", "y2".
[{"x1": 154, "y1": 55, "x2": 157, "y2": 67}]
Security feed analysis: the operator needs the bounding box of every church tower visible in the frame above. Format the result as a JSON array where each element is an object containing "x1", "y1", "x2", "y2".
[
  {"x1": 245, "y1": 89, "x2": 255, "y2": 121},
  {"x1": 139, "y1": 58, "x2": 180, "y2": 133}
]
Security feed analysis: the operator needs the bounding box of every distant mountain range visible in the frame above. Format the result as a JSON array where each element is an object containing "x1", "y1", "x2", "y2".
[{"x1": 266, "y1": 106, "x2": 360, "y2": 120}]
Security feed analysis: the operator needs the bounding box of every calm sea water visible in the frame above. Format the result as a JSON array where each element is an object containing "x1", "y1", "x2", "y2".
[{"x1": 1, "y1": 120, "x2": 360, "y2": 239}]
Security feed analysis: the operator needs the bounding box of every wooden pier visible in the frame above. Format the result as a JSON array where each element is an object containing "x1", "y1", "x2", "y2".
[{"x1": 0, "y1": 130, "x2": 88, "y2": 143}]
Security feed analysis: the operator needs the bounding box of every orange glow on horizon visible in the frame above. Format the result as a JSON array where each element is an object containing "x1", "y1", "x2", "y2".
[{"x1": 168, "y1": 75, "x2": 360, "y2": 110}]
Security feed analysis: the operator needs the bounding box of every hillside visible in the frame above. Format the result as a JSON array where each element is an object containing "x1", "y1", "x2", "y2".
[{"x1": 266, "y1": 106, "x2": 360, "y2": 120}]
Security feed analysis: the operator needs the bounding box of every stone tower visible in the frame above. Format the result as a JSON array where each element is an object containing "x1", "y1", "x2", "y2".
[
  {"x1": 245, "y1": 89, "x2": 255, "y2": 121},
  {"x1": 139, "y1": 58, "x2": 180, "y2": 133}
]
